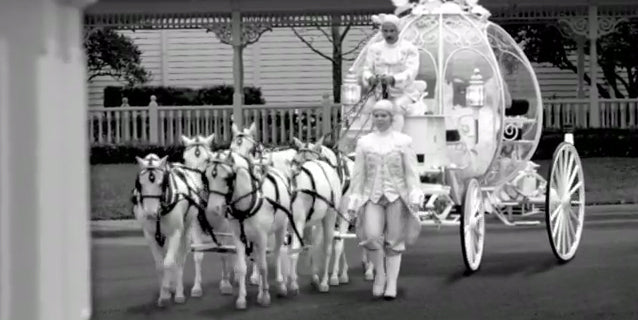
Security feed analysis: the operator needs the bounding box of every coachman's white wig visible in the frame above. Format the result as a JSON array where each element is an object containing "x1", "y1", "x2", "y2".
[{"x1": 371, "y1": 13, "x2": 401, "y2": 28}]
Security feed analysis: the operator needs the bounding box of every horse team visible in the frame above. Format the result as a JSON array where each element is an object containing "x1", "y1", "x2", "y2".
[{"x1": 131, "y1": 122, "x2": 374, "y2": 309}]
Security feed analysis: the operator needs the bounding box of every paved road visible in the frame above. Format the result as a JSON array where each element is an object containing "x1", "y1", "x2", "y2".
[{"x1": 91, "y1": 215, "x2": 638, "y2": 320}]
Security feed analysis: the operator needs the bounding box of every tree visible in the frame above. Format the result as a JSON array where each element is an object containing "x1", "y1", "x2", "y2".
[
  {"x1": 84, "y1": 28, "x2": 150, "y2": 87},
  {"x1": 291, "y1": 16, "x2": 375, "y2": 103},
  {"x1": 502, "y1": 19, "x2": 638, "y2": 98}
]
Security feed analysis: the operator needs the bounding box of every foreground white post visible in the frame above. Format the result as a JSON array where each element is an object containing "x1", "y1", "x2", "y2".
[{"x1": 0, "y1": 0, "x2": 94, "y2": 319}]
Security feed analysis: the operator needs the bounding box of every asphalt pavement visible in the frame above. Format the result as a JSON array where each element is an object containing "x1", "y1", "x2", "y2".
[{"x1": 89, "y1": 205, "x2": 638, "y2": 320}]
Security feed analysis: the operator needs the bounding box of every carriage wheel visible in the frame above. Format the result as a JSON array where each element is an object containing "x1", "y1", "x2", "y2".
[
  {"x1": 460, "y1": 178, "x2": 485, "y2": 273},
  {"x1": 545, "y1": 142, "x2": 585, "y2": 263}
]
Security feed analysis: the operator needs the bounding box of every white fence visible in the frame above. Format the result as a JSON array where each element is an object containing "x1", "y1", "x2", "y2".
[{"x1": 88, "y1": 97, "x2": 638, "y2": 147}]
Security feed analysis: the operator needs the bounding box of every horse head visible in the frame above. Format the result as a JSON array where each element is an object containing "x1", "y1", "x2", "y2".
[
  {"x1": 181, "y1": 134, "x2": 215, "y2": 172},
  {"x1": 133, "y1": 153, "x2": 170, "y2": 218},
  {"x1": 230, "y1": 122, "x2": 259, "y2": 157},
  {"x1": 203, "y1": 150, "x2": 258, "y2": 219},
  {"x1": 290, "y1": 136, "x2": 333, "y2": 171}
]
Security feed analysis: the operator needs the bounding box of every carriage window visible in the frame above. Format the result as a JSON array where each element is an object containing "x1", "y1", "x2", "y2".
[{"x1": 415, "y1": 49, "x2": 437, "y2": 99}]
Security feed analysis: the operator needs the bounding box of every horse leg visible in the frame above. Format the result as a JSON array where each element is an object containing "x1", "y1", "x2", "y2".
[
  {"x1": 363, "y1": 249, "x2": 374, "y2": 281},
  {"x1": 173, "y1": 220, "x2": 193, "y2": 304},
  {"x1": 287, "y1": 217, "x2": 306, "y2": 296},
  {"x1": 249, "y1": 258, "x2": 261, "y2": 286},
  {"x1": 233, "y1": 235, "x2": 249, "y2": 310},
  {"x1": 158, "y1": 229, "x2": 181, "y2": 307},
  {"x1": 255, "y1": 233, "x2": 271, "y2": 307},
  {"x1": 189, "y1": 223, "x2": 204, "y2": 297},
  {"x1": 318, "y1": 211, "x2": 336, "y2": 293},
  {"x1": 339, "y1": 244, "x2": 349, "y2": 284},
  {"x1": 218, "y1": 254, "x2": 234, "y2": 295},
  {"x1": 142, "y1": 229, "x2": 167, "y2": 303},
  {"x1": 273, "y1": 225, "x2": 288, "y2": 297},
  {"x1": 331, "y1": 217, "x2": 349, "y2": 285}
]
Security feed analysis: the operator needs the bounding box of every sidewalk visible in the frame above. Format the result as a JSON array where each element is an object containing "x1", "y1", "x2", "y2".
[{"x1": 91, "y1": 204, "x2": 638, "y2": 238}]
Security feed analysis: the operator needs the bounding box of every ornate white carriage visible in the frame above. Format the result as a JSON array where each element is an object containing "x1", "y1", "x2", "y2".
[{"x1": 339, "y1": 0, "x2": 586, "y2": 273}]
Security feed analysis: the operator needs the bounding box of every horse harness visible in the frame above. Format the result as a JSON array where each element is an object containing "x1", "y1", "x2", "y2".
[
  {"x1": 206, "y1": 151, "x2": 305, "y2": 256},
  {"x1": 290, "y1": 156, "x2": 354, "y2": 226},
  {"x1": 131, "y1": 163, "x2": 213, "y2": 247}
]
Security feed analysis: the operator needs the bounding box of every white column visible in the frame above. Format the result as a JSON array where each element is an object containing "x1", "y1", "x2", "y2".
[{"x1": 0, "y1": 0, "x2": 94, "y2": 319}]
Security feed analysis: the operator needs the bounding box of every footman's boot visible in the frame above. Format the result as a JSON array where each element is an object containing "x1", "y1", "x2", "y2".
[
  {"x1": 383, "y1": 254, "x2": 401, "y2": 300},
  {"x1": 371, "y1": 249, "x2": 386, "y2": 297}
]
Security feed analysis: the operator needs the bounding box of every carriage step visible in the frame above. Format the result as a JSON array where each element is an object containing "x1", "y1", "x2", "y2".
[
  {"x1": 333, "y1": 232, "x2": 356, "y2": 240},
  {"x1": 512, "y1": 221, "x2": 541, "y2": 226},
  {"x1": 420, "y1": 220, "x2": 460, "y2": 227}
]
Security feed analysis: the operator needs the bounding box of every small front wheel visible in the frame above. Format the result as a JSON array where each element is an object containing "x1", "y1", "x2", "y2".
[{"x1": 460, "y1": 178, "x2": 485, "y2": 273}]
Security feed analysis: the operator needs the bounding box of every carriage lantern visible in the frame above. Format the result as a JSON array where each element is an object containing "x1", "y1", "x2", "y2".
[
  {"x1": 466, "y1": 68, "x2": 485, "y2": 144},
  {"x1": 341, "y1": 69, "x2": 362, "y2": 106}
]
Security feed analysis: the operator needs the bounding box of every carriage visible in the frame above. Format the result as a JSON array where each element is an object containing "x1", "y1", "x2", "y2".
[{"x1": 338, "y1": 0, "x2": 586, "y2": 273}]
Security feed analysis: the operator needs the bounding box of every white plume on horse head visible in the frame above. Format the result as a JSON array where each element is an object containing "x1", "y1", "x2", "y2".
[
  {"x1": 136, "y1": 153, "x2": 168, "y2": 169},
  {"x1": 181, "y1": 133, "x2": 215, "y2": 170}
]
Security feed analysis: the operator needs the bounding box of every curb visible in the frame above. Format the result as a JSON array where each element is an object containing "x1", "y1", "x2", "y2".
[{"x1": 91, "y1": 204, "x2": 638, "y2": 239}]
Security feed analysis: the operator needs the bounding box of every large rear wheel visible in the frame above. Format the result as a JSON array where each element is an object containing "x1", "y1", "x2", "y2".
[{"x1": 545, "y1": 142, "x2": 585, "y2": 262}]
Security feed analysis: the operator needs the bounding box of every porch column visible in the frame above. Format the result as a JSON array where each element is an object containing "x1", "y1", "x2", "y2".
[
  {"x1": 204, "y1": 6, "x2": 272, "y2": 130},
  {"x1": 576, "y1": 36, "x2": 585, "y2": 99},
  {"x1": 588, "y1": 4, "x2": 600, "y2": 127},
  {"x1": 0, "y1": 0, "x2": 93, "y2": 319},
  {"x1": 558, "y1": 6, "x2": 627, "y2": 128},
  {"x1": 231, "y1": 8, "x2": 245, "y2": 128}
]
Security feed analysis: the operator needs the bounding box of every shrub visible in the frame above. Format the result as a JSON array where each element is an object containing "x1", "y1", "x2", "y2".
[{"x1": 103, "y1": 85, "x2": 266, "y2": 107}]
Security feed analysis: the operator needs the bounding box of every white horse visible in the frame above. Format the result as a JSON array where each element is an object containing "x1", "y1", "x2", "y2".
[
  {"x1": 287, "y1": 135, "x2": 342, "y2": 293},
  {"x1": 180, "y1": 134, "x2": 234, "y2": 296},
  {"x1": 227, "y1": 122, "x2": 283, "y2": 286},
  {"x1": 132, "y1": 154, "x2": 205, "y2": 307},
  {"x1": 203, "y1": 150, "x2": 292, "y2": 309},
  {"x1": 290, "y1": 137, "x2": 374, "y2": 284}
]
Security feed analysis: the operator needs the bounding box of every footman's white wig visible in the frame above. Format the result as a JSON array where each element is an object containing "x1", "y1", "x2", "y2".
[{"x1": 371, "y1": 99, "x2": 397, "y2": 115}]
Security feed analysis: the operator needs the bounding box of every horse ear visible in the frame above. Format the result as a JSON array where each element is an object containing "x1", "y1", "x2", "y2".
[
  {"x1": 136, "y1": 156, "x2": 146, "y2": 168},
  {"x1": 204, "y1": 133, "x2": 215, "y2": 146},
  {"x1": 247, "y1": 122, "x2": 257, "y2": 137},
  {"x1": 292, "y1": 137, "x2": 303, "y2": 149},
  {"x1": 181, "y1": 135, "x2": 192, "y2": 145},
  {"x1": 231, "y1": 123, "x2": 240, "y2": 137},
  {"x1": 159, "y1": 156, "x2": 168, "y2": 168},
  {"x1": 315, "y1": 135, "x2": 325, "y2": 148}
]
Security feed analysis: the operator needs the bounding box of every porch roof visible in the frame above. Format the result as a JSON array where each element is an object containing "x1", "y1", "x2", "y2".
[{"x1": 85, "y1": 0, "x2": 638, "y2": 29}]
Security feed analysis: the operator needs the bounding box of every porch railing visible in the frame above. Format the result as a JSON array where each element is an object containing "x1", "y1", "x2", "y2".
[{"x1": 88, "y1": 97, "x2": 638, "y2": 147}]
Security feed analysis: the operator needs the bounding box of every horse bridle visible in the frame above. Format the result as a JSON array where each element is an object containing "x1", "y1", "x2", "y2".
[
  {"x1": 133, "y1": 167, "x2": 170, "y2": 211},
  {"x1": 206, "y1": 151, "x2": 262, "y2": 215}
]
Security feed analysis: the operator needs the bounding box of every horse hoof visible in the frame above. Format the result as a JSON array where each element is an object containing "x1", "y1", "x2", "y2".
[
  {"x1": 157, "y1": 297, "x2": 170, "y2": 308},
  {"x1": 190, "y1": 287, "x2": 203, "y2": 298},
  {"x1": 364, "y1": 271, "x2": 374, "y2": 281},
  {"x1": 235, "y1": 299, "x2": 247, "y2": 310},
  {"x1": 329, "y1": 276, "x2": 340, "y2": 286},
  {"x1": 174, "y1": 295, "x2": 186, "y2": 304},
  {"x1": 259, "y1": 293, "x2": 271, "y2": 306},
  {"x1": 340, "y1": 274, "x2": 350, "y2": 284},
  {"x1": 318, "y1": 283, "x2": 329, "y2": 293},
  {"x1": 220, "y1": 282, "x2": 234, "y2": 296}
]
